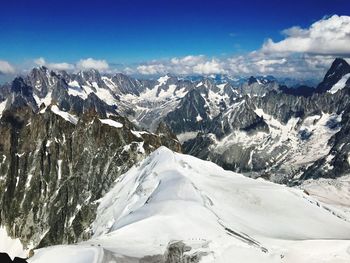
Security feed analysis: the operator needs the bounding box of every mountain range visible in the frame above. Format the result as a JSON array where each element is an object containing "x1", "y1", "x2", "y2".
[
  {"x1": 3, "y1": 58, "x2": 349, "y2": 183},
  {"x1": 1, "y1": 58, "x2": 350, "y2": 262}
]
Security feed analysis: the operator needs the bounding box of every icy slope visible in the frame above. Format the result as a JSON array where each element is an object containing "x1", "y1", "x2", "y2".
[{"x1": 29, "y1": 147, "x2": 350, "y2": 263}]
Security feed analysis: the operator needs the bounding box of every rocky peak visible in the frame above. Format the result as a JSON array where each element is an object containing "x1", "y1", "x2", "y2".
[
  {"x1": 79, "y1": 69, "x2": 100, "y2": 80},
  {"x1": 239, "y1": 76, "x2": 279, "y2": 97},
  {"x1": 56, "y1": 70, "x2": 73, "y2": 82},
  {"x1": 201, "y1": 78, "x2": 219, "y2": 92},
  {"x1": 110, "y1": 73, "x2": 143, "y2": 95},
  {"x1": 164, "y1": 88, "x2": 209, "y2": 134},
  {"x1": 155, "y1": 122, "x2": 182, "y2": 153},
  {"x1": 164, "y1": 74, "x2": 180, "y2": 86},
  {"x1": 317, "y1": 58, "x2": 350, "y2": 93},
  {"x1": 74, "y1": 69, "x2": 104, "y2": 87},
  {"x1": 248, "y1": 76, "x2": 258, "y2": 85},
  {"x1": 26, "y1": 67, "x2": 58, "y2": 96},
  {"x1": 330, "y1": 58, "x2": 350, "y2": 71},
  {"x1": 29, "y1": 66, "x2": 51, "y2": 77}
]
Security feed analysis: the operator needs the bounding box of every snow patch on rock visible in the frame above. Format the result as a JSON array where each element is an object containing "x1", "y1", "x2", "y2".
[
  {"x1": 51, "y1": 105, "x2": 79, "y2": 125},
  {"x1": 99, "y1": 119, "x2": 123, "y2": 128}
]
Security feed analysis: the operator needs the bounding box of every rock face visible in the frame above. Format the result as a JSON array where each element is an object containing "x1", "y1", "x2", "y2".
[
  {"x1": 0, "y1": 69, "x2": 181, "y2": 249},
  {"x1": 164, "y1": 89, "x2": 211, "y2": 134}
]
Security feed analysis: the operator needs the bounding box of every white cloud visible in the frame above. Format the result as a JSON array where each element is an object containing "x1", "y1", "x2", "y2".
[
  {"x1": 34, "y1": 57, "x2": 46, "y2": 66},
  {"x1": 122, "y1": 67, "x2": 135, "y2": 75},
  {"x1": 136, "y1": 55, "x2": 227, "y2": 75},
  {"x1": 34, "y1": 57, "x2": 75, "y2": 71},
  {"x1": 134, "y1": 54, "x2": 326, "y2": 78},
  {"x1": 137, "y1": 64, "x2": 167, "y2": 75},
  {"x1": 49, "y1": 62, "x2": 75, "y2": 71},
  {"x1": 262, "y1": 15, "x2": 350, "y2": 55},
  {"x1": 303, "y1": 55, "x2": 336, "y2": 69},
  {"x1": 0, "y1": 60, "x2": 15, "y2": 74},
  {"x1": 255, "y1": 58, "x2": 287, "y2": 73},
  {"x1": 255, "y1": 58, "x2": 287, "y2": 67},
  {"x1": 193, "y1": 59, "x2": 226, "y2": 74},
  {"x1": 170, "y1": 55, "x2": 205, "y2": 66},
  {"x1": 136, "y1": 55, "x2": 208, "y2": 75},
  {"x1": 33, "y1": 57, "x2": 109, "y2": 72},
  {"x1": 76, "y1": 58, "x2": 109, "y2": 71}
]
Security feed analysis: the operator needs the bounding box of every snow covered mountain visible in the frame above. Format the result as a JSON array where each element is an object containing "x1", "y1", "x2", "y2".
[
  {"x1": 178, "y1": 58, "x2": 350, "y2": 183},
  {"x1": 0, "y1": 69, "x2": 182, "y2": 250},
  {"x1": 26, "y1": 147, "x2": 350, "y2": 263},
  {"x1": 0, "y1": 66, "x2": 246, "y2": 254},
  {"x1": 1, "y1": 58, "x2": 350, "y2": 261}
]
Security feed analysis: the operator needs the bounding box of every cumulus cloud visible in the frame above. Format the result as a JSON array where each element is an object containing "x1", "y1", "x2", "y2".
[
  {"x1": 76, "y1": 58, "x2": 109, "y2": 71},
  {"x1": 135, "y1": 54, "x2": 309, "y2": 77},
  {"x1": 170, "y1": 55, "x2": 205, "y2": 66},
  {"x1": 137, "y1": 63, "x2": 167, "y2": 75},
  {"x1": 34, "y1": 57, "x2": 75, "y2": 71},
  {"x1": 135, "y1": 54, "x2": 312, "y2": 77},
  {"x1": 262, "y1": 15, "x2": 350, "y2": 55},
  {"x1": 227, "y1": 54, "x2": 298, "y2": 76},
  {"x1": 122, "y1": 67, "x2": 135, "y2": 75},
  {"x1": 33, "y1": 57, "x2": 109, "y2": 72},
  {"x1": 254, "y1": 58, "x2": 287, "y2": 73},
  {"x1": 193, "y1": 59, "x2": 226, "y2": 74},
  {"x1": 136, "y1": 56, "x2": 206, "y2": 75},
  {"x1": 0, "y1": 60, "x2": 15, "y2": 75},
  {"x1": 50, "y1": 62, "x2": 75, "y2": 71},
  {"x1": 135, "y1": 55, "x2": 227, "y2": 75}
]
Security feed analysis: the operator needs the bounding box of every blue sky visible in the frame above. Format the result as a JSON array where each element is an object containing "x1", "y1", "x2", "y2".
[{"x1": 0, "y1": 0, "x2": 350, "y2": 78}]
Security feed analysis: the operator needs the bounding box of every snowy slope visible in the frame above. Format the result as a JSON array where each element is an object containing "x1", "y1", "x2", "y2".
[
  {"x1": 120, "y1": 75, "x2": 189, "y2": 130},
  {"x1": 0, "y1": 99, "x2": 8, "y2": 117},
  {"x1": 99, "y1": 118, "x2": 123, "y2": 128},
  {"x1": 51, "y1": 105, "x2": 79, "y2": 125},
  {"x1": 0, "y1": 227, "x2": 28, "y2": 260},
  {"x1": 28, "y1": 245, "x2": 102, "y2": 263},
  {"x1": 328, "y1": 73, "x2": 350, "y2": 94},
  {"x1": 28, "y1": 147, "x2": 350, "y2": 263}
]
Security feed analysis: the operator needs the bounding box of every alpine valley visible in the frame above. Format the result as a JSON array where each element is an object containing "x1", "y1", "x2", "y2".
[{"x1": 1, "y1": 58, "x2": 350, "y2": 263}]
